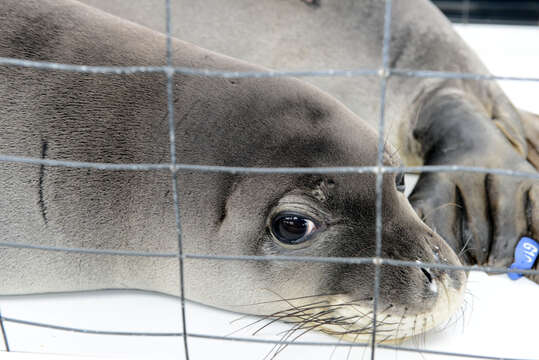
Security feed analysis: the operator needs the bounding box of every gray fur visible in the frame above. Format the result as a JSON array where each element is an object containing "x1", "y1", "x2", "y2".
[
  {"x1": 79, "y1": 0, "x2": 538, "y2": 271},
  {"x1": 0, "y1": 0, "x2": 467, "y2": 326},
  {"x1": 80, "y1": 0, "x2": 532, "y2": 162}
]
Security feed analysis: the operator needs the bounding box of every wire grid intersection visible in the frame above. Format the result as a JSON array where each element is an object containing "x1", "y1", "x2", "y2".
[{"x1": 0, "y1": 0, "x2": 538, "y2": 359}]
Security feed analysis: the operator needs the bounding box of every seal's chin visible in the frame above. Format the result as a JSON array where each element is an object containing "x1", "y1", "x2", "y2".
[{"x1": 278, "y1": 274, "x2": 466, "y2": 344}]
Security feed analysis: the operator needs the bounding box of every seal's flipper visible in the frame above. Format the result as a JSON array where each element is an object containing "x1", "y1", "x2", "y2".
[{"x1": 408, "y1": 90, "x2": 538, "y2": 277}]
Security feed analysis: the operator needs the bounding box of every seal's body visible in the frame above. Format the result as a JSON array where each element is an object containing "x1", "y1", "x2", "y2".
[
  {"x1": 81, "y1": 0, "x2": 539, "y2": 271},
  {"x1": 0, "y1": 0, "x2": 534, "y2": 344}
]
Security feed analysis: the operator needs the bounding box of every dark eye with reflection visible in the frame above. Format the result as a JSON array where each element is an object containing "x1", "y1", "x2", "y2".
[
  {"x1": 271, "y1": 213, "x2": 320, "y2": 245},
  {"x1": 395, "y1": 172, "x2": 406, "y2": 193}
]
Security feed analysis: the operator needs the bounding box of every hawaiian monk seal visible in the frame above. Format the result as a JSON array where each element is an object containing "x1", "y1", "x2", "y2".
[
  {"x1": 0, "y1": 0, "x2": 469, "y2": 342},
  {"x1": 80, "y1": 0, "x2": 539, "y2": 279}
]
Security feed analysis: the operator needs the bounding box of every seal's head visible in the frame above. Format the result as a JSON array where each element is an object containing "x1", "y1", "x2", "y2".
[
  {"x1": 181, "y1": 76, "x2": 467, "y2": 343},
  {"x1": 0, "y1": 0, "x2": 466, "y2": 344}
]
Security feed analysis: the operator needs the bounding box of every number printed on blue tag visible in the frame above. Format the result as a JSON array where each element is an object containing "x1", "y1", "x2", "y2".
[{"x1": 508, "y1": 237, "x2": 539, "y2": 280}]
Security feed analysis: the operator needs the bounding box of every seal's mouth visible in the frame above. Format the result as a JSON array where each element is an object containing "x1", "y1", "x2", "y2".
[{"x1": 268, "y1": 273, "x2": 466, "y2": 344}]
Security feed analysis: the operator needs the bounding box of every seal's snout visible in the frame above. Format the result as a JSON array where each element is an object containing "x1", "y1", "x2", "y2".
[
  {"x1": 362, "y1": 195, "x2": 469, "y2": 342},
  {"x1": 423, "y1": 229, "x2": 468, "y2": 291}
]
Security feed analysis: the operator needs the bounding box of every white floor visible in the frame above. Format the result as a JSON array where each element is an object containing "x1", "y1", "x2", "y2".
[
  {"x1": 453, "y1": 24, "x2": 539, "y2": 114},
  {"x1": 0, "y1": 24, "x2": 538, "y2": 360}
]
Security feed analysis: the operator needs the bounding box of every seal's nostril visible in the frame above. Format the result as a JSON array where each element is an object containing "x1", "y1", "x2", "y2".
[{"x1": 421, "y1": 267, "x2": 433, "y2": 283}]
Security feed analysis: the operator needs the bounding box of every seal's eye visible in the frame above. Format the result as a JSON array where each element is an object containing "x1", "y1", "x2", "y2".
[
  {"x1": 396, "y1": 173, "x2": 406, "y2": 193},
  {"x1": 271, "y1": 213, "x2": 319, "y2": 245}
]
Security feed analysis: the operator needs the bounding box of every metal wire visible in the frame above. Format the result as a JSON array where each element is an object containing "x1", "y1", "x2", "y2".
[
  {"x1": 0, "y1": 317, "x2": 534, "y2": 360},
  {"x1": 371, "y1": 0, "x2": 393, "y2": 357},
  {"x1": 0, "y1": 309, "x2": 9, "y2": 352},
  {"x1": 0, "y1": 155, "x2": 537, "y2": 179},
  {"x1": 0, "y1": 0, "x2": 538, "y2": 359},
  {"x1": 2, "y1": 57, "x2": 539, "y2": 82}
]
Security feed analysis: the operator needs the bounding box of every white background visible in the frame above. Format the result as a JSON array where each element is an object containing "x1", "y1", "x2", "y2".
[{"x1": 0, "y1": 24, "x2": 538, "y2": 360}]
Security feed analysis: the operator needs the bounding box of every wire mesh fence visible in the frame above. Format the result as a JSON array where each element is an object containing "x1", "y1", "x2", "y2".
[{"x1": 0, "y1": 0, "x2": 538, "y2": 359}]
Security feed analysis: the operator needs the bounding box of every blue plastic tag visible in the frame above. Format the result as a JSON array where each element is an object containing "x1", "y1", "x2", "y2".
[{"x1": 508, "y1": 237, "x2": 539, "y2": 280}]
